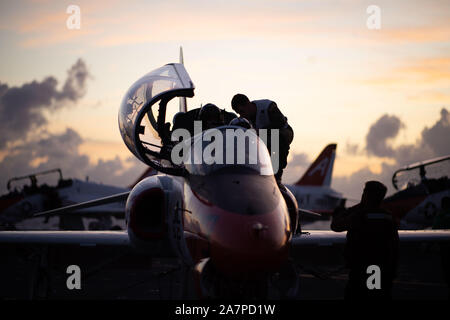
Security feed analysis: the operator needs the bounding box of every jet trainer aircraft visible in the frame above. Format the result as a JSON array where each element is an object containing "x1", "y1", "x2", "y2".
[{"x1": 1, "y1": 56, "x2": 449, "y2": 298}]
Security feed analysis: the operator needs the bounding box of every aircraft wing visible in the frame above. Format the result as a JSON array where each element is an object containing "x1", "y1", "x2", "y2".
[
  {"x1": 32, "y1": 191, "x2": 130, "y2": 218},
  {"x1": 2, "y1": 230, "x2": 448, "y2": 247},
  {"x1": 0, "y1": 231, "x2": 130, "y2": 246},
  {"x1": 292, "y1": 230, "x2": 450, "y2": 247}
]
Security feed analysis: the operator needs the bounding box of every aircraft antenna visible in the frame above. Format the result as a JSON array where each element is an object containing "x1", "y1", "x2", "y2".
[{"x1": 179, "y1": 46, "x2": 187, "y2": 112}]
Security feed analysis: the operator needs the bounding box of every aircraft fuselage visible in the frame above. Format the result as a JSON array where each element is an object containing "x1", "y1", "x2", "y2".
[{"x1": 181, "y1": 169, "x2": 291, "y2": 277}]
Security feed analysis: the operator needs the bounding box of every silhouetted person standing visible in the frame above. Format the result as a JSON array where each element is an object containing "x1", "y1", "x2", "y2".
[{"x1": 331, "y1": 181, "x2": 399, "y2": 300}]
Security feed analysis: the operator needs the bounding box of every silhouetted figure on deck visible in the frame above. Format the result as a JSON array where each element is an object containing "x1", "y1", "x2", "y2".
[{"x1": 331, "y1": 181, "x2": 399, "y2": 300}]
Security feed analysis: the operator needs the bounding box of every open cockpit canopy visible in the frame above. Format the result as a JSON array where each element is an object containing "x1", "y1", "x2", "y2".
[{"x1": 118, "y1": 63, "x2": 194, "y2": 174}]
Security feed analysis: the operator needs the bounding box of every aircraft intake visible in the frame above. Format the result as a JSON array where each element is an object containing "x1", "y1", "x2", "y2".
[{"x1": 125, "y1": 176, "x2": 177, "y2": 257}]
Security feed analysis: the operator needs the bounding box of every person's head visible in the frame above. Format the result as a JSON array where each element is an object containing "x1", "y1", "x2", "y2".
[
  {"x1": 198, "y1": 103, "x2": 221, "y2": 129},
  {"x1": 231, "y1": 94, "x2": 256, "y2": 119},
  {"x1": 172, "y1": 111, "x2": 184, "y2": 128},
  {"x1": 441, "y1": 196, "x2": 450, "y2": 211},
  {"x1": 361, "y1": 180, "x2": 387, "y2": 208}
]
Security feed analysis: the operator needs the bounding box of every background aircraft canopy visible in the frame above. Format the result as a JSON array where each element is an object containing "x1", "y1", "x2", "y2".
[{"x1": 392, "y1": 155, "x2": 450, "y2": 190}]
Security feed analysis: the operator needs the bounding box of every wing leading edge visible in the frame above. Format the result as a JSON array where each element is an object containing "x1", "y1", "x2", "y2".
[
  {"x1": 291, "y1": 230, "x2": 450, "y2": 247},
  {"x1": 0, "y1": 231, "x2": 129, "y2": 246},
  {"x1": 1, "y1": 230, "x2": 448, "y2": 248}
]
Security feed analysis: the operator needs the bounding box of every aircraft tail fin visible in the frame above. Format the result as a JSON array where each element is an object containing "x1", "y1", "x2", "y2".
[
  {"x1": 128, "y1": 167, "x2": 157, "y2": 189},
  {"x1": 294, "y1": 144, "x2": 337, "y2": 187}
]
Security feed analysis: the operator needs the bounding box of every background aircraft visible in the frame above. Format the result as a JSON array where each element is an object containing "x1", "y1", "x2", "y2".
[
  {"x1": 383, "y1": 155, "x2": 450, "y2": 229},
  {"x1": 0, "y1": 167, "x2": 157, "y2": 231}
]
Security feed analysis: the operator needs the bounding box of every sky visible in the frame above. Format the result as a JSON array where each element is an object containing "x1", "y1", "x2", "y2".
[{"x1": 0, "y1": 0, "x2": 449, "y2": 199}]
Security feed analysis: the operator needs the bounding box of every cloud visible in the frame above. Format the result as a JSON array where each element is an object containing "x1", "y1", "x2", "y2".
[
  {"x1": 0, "y1": 59, "x2": 90, "y2": 148},
  {"x1": 283, "y1": 152, "x2": 310, "y2": 184},
  {"x1": 365, "y1": 114, "x2": 404, "y2": 158},
  {"x1": 0, "y1": 58, "x2": 145, "y2": 194},
  {"x1": 407, "y1": 90, "x2": 450, "y2": 103},
  {"x1": 360, "y1": 57, "x2": 450, "y2": 87},
  {"x1": 365, "y1": 25, "x2": 450, "y2": 44},
  {"x1": 333, "y1": 108, "x2": 450, "y2": 200},
  {"x1": 345, "y1": 141, "x2": 360, "y2": 156},
  {"x1": 59, "y1": 59, "x2": 90, "y2": 101},
  {"x1": 3, "y1": 1, "x2": 317, "y2": 48},
  {"x1": 332, "y1": 166, "x2": 384, "y2": 203},
  {"x1": 421, "y1": 108, "x2": 450, "y2": 156}
]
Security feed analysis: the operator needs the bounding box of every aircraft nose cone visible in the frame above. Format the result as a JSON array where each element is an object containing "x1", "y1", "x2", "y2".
[
  {"x1": 251, "y1": 222, "x2": 269, "y2": 239},
  {"x1": 252, "y1": 222, "x2": 268, "y2": 232},
  {"x1": 210, "y1": 205, "x2": 290, "y2": 276}
]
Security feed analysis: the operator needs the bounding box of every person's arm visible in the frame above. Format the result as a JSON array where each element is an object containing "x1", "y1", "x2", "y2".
[
  {"x1": 330, "y1": 204, "x2": 361, "y2": 232},
  {"x1": 267, "y1": 102, "x2": 288, "y2": 129},
  {"x1": 267, "y1": 102, "x2": 294, "y2": 147}
]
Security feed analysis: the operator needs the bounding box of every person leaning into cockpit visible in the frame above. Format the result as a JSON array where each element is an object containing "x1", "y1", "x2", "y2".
[
  {"x1": 172, "y1": 103, "x2": 236, "y2": 136},
  {"x1": 230, "y1": 94, "x2": 293, "y2": 187}
]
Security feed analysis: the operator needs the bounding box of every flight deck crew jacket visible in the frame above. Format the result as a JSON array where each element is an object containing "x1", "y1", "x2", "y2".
[
  {"x1": 331, "y1": 204, "x2": 399, "y2": 279},
  {"x1": 251, "y1": 100, "x2": 293, "y2": 175}
]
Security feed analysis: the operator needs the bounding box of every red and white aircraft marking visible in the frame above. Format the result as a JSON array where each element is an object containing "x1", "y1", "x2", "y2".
[{"x1": 287, "y1": 144, "x2": 343, "y2": 216}]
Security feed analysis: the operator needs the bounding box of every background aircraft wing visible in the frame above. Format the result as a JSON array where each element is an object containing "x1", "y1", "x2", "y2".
[
  {"x1": 292, "y1": 229, "x2": 450, "y2": 247},
  {"x1": 32, "y1": 191, "x2": 130, "y2": 218},
  {"x1": 0, "y1": 230, "x2": 129, "y2": 246}
]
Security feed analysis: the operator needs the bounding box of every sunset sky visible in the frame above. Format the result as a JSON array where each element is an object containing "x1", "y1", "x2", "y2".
[{"x1": 0, "y1": 0, "x2": 449, "y2": 199}]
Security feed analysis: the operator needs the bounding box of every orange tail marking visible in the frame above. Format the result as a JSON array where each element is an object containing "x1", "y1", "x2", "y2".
[{"x1": 294, "y1": 144, "x2": 337, "y2": 187}]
